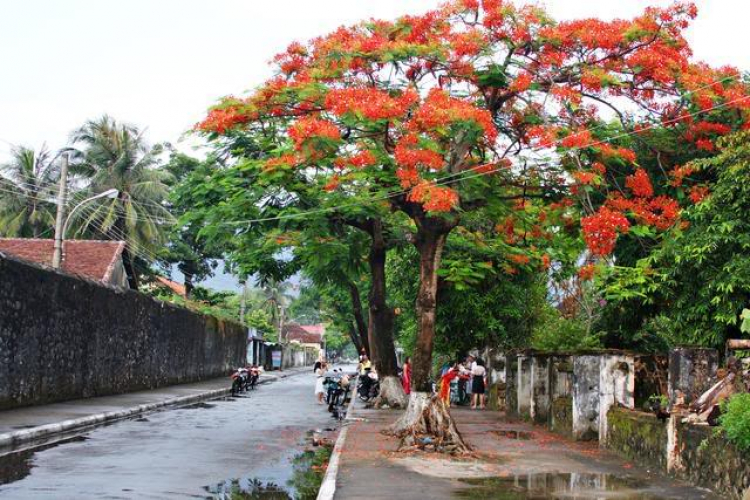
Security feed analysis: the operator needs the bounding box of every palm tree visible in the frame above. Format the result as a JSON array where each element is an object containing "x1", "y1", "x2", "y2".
[
  {"x1": 0, "y1": 145, "x2": 60, "y2": 238},
  {"x1": 260, "y1": 278, "x2": 293, "y2": 337},
  {"x1": 70, "y1": 116, "x2": 174, "y2": 288}
]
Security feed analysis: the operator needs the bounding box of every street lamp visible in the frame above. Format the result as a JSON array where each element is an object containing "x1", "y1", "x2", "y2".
[{"x1": 52, "y1": 188, "x2": 120, "y2": 269}]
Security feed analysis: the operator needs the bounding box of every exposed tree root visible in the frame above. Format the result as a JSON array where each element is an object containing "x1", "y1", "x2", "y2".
[
  {"x1": 388, "y1": 392, "x2": 471, "y2": 454},
  {"x1": 369, "y1": 375, "x2": 407, "y2": 409}
]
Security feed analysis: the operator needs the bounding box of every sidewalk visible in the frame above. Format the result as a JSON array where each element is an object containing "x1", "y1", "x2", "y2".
[
  {"x1": 332, "y1": 400, "x2": 720, "y2": 500},
  {"x1": 0, "y1": 366, "x2": 310, "y2": 449}
]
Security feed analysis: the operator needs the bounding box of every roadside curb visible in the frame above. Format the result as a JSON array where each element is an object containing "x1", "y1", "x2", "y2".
[
  {"x1": 0, "y1": 368, "x2": 306, "y2": 450},
  {"x1": 317, "y1": 376, "x2": 359, "y2": 500}
]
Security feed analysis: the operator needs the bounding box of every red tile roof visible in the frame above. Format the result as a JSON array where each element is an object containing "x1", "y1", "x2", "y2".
[
  {"x1": 0, "y1": 238, "x2": 126, "y2": 284},
  {"x1": 282, "y1": 323, "x2": 325, "y2": 344},
  {"x1": 155, "y1": 276, "x2": 187, "y2": 297}
]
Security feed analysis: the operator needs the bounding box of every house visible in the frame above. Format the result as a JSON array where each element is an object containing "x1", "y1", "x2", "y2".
[
  {"x1": 282, "y1": 323, "x2": 325, "y2": 347},
  {"x1": 0, "y1": 238, "x2": 129, "y2": 288}
]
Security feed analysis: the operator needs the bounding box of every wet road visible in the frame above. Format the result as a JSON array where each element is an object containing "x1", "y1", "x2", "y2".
[{"x1": 0, "y1": 371, "x2": 339, "y2": 499}]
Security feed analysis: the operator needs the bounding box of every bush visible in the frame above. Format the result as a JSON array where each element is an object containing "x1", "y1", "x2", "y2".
[{"x1": 720, "y1": 393, "x2": 750, "y2": 452}]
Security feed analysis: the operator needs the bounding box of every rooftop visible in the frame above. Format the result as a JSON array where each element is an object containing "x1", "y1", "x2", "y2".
[{"x1": 0, "y1": 238, "x2": 126, "y2": 284}]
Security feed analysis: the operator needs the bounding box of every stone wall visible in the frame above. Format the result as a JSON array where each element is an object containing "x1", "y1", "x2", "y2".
[
  {"x1": 675, "y1": 422, "x2": 750, "y2": 500},
  {"x1": 0, "y1": 253, "x2": 247, "y2": 410},
  {"x1": 606, "y1": 408, "x2": 668, "y2": 471}
]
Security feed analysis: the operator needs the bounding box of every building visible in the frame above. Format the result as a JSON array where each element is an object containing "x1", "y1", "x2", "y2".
[
  {"x1": 0, "y1": 238, "x2": 129, "y2": 288},
  {"x1": 282, "y1": 323, "x2": 326, "y2": 356}
]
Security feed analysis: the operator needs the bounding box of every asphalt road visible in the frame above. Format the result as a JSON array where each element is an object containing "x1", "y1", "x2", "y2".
[{"x1": 0, "y1": 370, "x2": 339, "y2": 499}]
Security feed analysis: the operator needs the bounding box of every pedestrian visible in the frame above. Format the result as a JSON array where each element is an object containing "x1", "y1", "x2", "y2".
[
  {"x1": 315, "y1": 361, "x2": 326, "y2": 404},
  {"x1": 401, "y1": 356, "x2": 411, "y2": 395},
  {"x1": 358, "y1": 354, "x2": 371, "y2": 375},
  {"x1": 438, "y1": 363, "x2": 459, "y2": 406},
  {"x1": 471, "y1": 358, "x2": 487, "y2": 410}
]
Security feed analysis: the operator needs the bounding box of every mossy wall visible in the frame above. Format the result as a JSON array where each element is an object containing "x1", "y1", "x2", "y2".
[
  {"x1": 677, "y1": 422, "x2": 750, "y2": 500},
  {"x1": 550, "y1": 396, "x2": 573, "y2": 437},
  {"x1": 606, "y1": 408, "x2": 667, "y2": 471}
]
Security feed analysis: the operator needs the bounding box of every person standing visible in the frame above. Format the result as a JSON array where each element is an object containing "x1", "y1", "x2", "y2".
[
  {"x1": 315, "y1": 362, "x2": 326, "y2": 404},
  {"x1": 401, "y1": 357, "x2": 411, "y2": 395},
  {"x1": 471, "y1": 359, "x2": 487, "y2": 410}
]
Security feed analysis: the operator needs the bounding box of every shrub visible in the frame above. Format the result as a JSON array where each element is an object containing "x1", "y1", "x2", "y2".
[{"x1": 719, "y1": 393, "x2": 750, "y2": 452}]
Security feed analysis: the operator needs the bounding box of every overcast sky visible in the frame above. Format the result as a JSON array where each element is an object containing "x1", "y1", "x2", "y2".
[{"x1": 1, "y1": 0, "x2": 749, "y2": 164}]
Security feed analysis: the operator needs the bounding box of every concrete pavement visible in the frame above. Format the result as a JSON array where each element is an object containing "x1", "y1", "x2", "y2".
[
  {"x1": 0, "y1": 366, "x2": 312, "y2": 449},
  {"x1": 332, "y1": 399, "x2": 721, "y2": 499}
]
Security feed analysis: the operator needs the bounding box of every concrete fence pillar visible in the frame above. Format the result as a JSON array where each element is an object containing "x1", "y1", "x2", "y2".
[
  {"x1": 668, "y1": 347, "x2": 719, "y2": 408},
  {"x1": 530, "y1": 355, "x2": 551, "y2": 424},
  {"x1": 505, "y1": 353, "x2": 519, "y2": 418},
  {"x1": 517, "y1": 354, "x2": 533, "y2": 420},
  {"x1": 598, "y1": 354, "x2": 635, "y2": 445},
  {"x1": 572, "y1": 355, "x2": 601, "y2": 440}
]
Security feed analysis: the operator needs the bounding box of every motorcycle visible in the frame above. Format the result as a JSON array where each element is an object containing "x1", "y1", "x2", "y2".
[
  {"x1": 357, "y1": 369, "x2": 379, "y2": 402},
  {"x1": 230, "y1": 368, "x2": 250, "y2": 396}
]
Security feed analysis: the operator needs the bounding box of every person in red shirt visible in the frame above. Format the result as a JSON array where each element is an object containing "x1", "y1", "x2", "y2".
[{"x1": 401, "y1": 357, "x2": 411, "y2": 395}]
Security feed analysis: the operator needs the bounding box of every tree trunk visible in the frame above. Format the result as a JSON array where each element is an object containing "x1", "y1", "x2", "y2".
[
  {"x1": 389, "y1": 222, "x2": 469, "y2": 452},
  {"x1": 411, "y1": 230, "x2": 447, "y2": 393},
  {"x1": 347, "y1": 280, "x2": 369, "y2": 355},
  {"x1": 368, "y1": 220, "x2": 406, "y2": 408},
  {"x1": 346, "y1": 326, "x2": 364, "y2": 356},
  {"x1": 183, "y1": 269, "x2": 194, "y2": 299}
]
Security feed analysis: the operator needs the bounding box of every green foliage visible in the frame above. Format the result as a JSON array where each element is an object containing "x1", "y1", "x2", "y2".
[
  {"x1": 0, "y1": 146, "x2": 59, "y2": 238},
  {"x1": 389, "y1": 240, "x2": 548, "y2": 358},
  {"x1": 531, "y1": 305, "x2": 602, "y2": 351},
  {"x1": 720, "y1": 393, "x2": 750, "y2": 452},
  {"x1": 647, "y1": 132, "x2": 750, "y2": 347}
]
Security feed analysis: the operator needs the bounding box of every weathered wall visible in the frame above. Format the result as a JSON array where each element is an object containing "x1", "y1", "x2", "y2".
[
  {"x1": 599, "y1": 354, "x2": 635, "y2": 444},
  {"x1": 505, "y1": 354, "x2": 519, "y2": 418},
  {"x1": 606, "y1": 408, "x2": 668, "y2": 471},
  {"x1": 668, "y1": 348, "x2": 719, "y2": 407},
  {"x1": 550, "y1": 355, "x2": 573, "y2": 436},
  {"x1": 517, "y1": 354, "x2": 533, "y2": 419},
  {"x1": 530, "y1": 355, "x2": 551, "y2": 424},
  {"x1": 572, "y1": 355, "x2": 600, "y2": 440},
  {"x1": 0, "y1": 254, "x2": 247, "y2": 410},
  {"x1": 675, "y1": 422, "x2": 750, "y2": 500}
]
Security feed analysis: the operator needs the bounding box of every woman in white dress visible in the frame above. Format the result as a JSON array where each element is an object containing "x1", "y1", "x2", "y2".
[{"x1": 315, "y1": 362, "x2": 326, "y2": 404}]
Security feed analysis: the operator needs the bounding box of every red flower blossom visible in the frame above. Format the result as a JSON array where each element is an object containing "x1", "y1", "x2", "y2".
[
  {"x1": 688, "y1": 185, "x2": 710, "y2": 204},
  {"x1": 561, "y1": 129, "x2": 593, "y2": 149},
  {"x1": 578, "y1": 263, "x2": 596, "y2": 281},
  {"x1": 626, "y1": 169, "x2": 654, "y2": 198},
  {"x1": 325, "y1": 88, "x2": 418, "y2": 121},
  {"x1": 407, "y1": 181, "x2": 459, "y2": 213},
  {"x1": 288, "y1": 117, "x2": 341, "y2": 151},
  {"x1": 581, "y1": 207, "x2": 630, "y2": 256}
]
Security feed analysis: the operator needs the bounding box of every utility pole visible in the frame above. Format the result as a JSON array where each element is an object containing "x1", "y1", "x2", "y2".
[{"x1": 52, "y1": 153, "x2": 70, "y2": 269}]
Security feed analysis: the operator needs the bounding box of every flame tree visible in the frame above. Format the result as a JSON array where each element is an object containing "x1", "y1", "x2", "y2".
[{"x1": 199, "y1": 0, "x2": 750, "y2": 450}]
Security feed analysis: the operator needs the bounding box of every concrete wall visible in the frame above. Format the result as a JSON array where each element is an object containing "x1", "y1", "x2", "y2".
[
  {"x1": 505, "y1": 354, "x2": 519, "y2": 418},
  {"x1": 606, "y1": 408, "x2": 668, "y2": 471},
  {"x1": 517, "y1": 355, "x2": 533, "y2": 419},
  {"x1": 572, "y1": 355, "x2": 601, "y2": 440},
  {"x1": 530, "y1": 355, "x2": 551, "y2": 424},
  {"x1": 668, "y1": 347, "x2": 719, "y2": 407},
  {"x1": 598, "y1": 354, "x2": 635, "y2": 444},
  {"x1": 0, "y1": 254, "x2": 247, "y2": 410},
  {"x1": 550, "y1": 356, "x2": 573, "y2": 436},
  {"x1": 674, "y1": 421, "x2": 750, "y2": 500}
]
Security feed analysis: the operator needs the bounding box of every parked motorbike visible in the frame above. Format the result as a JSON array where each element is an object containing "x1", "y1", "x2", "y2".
[
  {"x1": 230, "y1": 368, "x2": 250, "y2": 396},
  {"x1": 357, "y1": 369, "x2": 379, "y2": 402}
]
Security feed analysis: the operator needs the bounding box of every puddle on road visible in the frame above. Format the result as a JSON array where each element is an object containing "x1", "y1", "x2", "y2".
[
  {"x1": 454, "y1": 473, "x2": 672, "y2": 499},
  {"x1": 0, "y1": 436, "x2": 88, "y2": 486},
  {"x1": 205, "y1": 437, "x2": 333, "y2": 500},
  {"x1": 491, "y1": 430, "x2": 534, "y2": 440}
]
